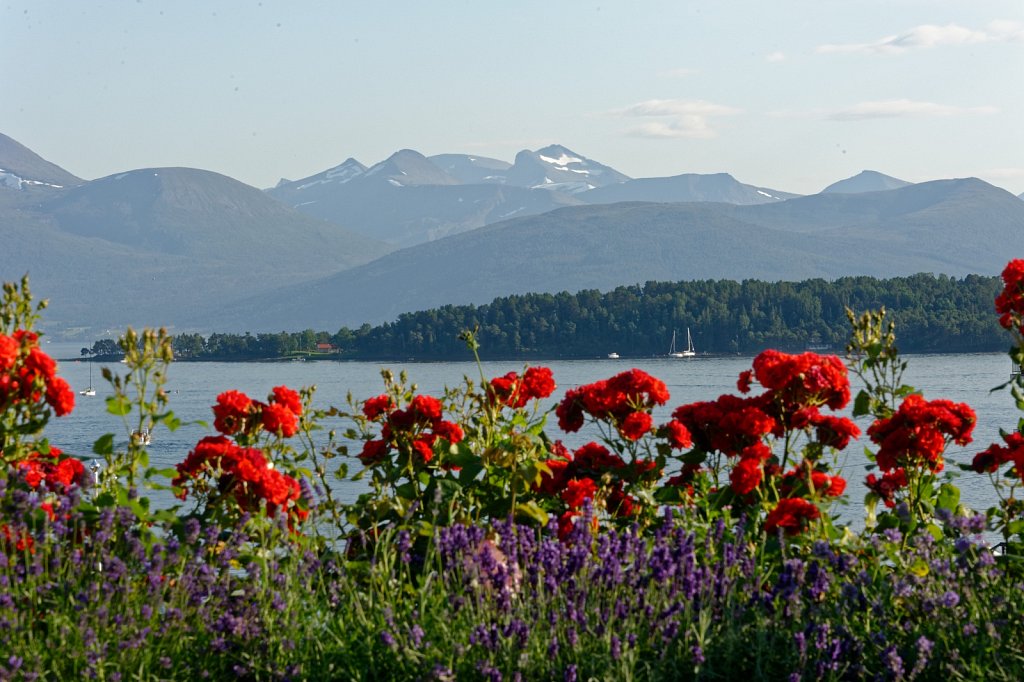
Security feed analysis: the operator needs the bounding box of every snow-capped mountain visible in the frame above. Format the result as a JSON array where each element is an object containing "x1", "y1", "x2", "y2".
[
  {"x1": 0, "y1": 132, "x2": 82, "y2": 189},
  {"x1": 503, "y1": 144, "x2": 631, "y2": 193}
]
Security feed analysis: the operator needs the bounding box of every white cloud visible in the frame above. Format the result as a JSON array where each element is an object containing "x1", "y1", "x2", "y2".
[
  {"x1": 612, "y1": 99, "x2": 741, "y2": 139},
  {"x1": 616, "y1": 99, "x2": 740, "y2": 117},
  {"x1": 766, "y1": 51, "x2": 786, "y2": 62},
  {"x1": 826, "y1": 99, "x2": 999, "y2": 121},
  {"x1": 626, "y1": 118, "x2": 717, "y2": 139},
  {"x1": 816, "y1": 21, "x2": 1022, "y2": 54}
]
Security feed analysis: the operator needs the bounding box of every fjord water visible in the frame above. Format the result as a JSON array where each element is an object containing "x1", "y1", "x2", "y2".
[{"x1": 45, "y1": 347, "x2": 1020, "y2": 528}]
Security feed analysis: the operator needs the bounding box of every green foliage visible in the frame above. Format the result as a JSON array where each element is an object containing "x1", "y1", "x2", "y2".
[{"x1": 130, "y1": 272, "x2": 1004, "y2": 361}]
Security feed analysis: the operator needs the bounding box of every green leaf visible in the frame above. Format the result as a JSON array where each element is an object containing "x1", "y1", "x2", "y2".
[
  {"x1": 681, "y1": 448, "x2": 708, "y2": 465},
  {"x1": 936, "y1": 483, "x2": 960, "y2": 512},
  {"x1": 92, "y1": 433, "x2": 115, "y2": 456},
  {"x1": 106, "y1": 395, "x2": 132, "y2": 417},
  {"x1": 852, "y1": 391, "x2": 872, "y2": 417},
  {"x1": 334, "y1": 462, "x2": 349, "y2": 480},
  {"x1": 459, "y1": 460, "x2": 484, "y2": 485},
  {"x1": 514, "y1": 502, "x2": 549, "y2": 526}
]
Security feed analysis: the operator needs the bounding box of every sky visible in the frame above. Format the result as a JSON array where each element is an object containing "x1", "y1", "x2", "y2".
[{"x1": 3, "y1": 1, "x2": 1023, "y2": 196}]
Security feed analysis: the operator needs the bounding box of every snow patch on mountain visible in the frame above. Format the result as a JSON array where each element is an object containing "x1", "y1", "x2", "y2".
[
  {"x1": 539, "y1": 152, "x2": 584, "y2": 167},
  {"x1": 0, "y1": 169, "x2": 64, "y2": 190}
]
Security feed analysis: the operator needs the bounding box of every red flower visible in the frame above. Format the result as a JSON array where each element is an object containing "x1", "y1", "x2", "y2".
[
  {"x1": 619, "y1": 411, "x2": 653, "y2": 441},
  {"x1": 737, "y1": 370, "x2": 753, "y2": 394},
  {"x1": 729, "y1": 457, "x2": 763, "y2": 495},
  {"x1": 362, "y1": 394, "x2": 394, "y2": 420},
  {"x1": 752, "y1": 349, "x2": 851, "y2": 412},
  {"x1": 490, "y1": 366, "x2": 557, "y2": 408},
  {"x1": 271, "y1": 385, "x2": 302, "y2": 416},
  {"x1": 561, "y1": 477, "x2": 598, "y2": 509},
  {"x1": 867, "y1": 394, "x2": 975, "y2": 473},
  {"x1": 11, "y1": 447, "x2": 86, "y2": 490},
  {"x1": 557, "y1": 511, "x2": 579, "y2": 541},
  {"x1": 865, "y1": 468, "x2": 909, "y2": 508},
  {"x1": 555, "y1": 369, "x2": 668, "y2": 433},
  {"x1": 45, "y1": 376, "x2": 75, "y2": 416},
  {"x1": 813, "y1": 415, "x2": 861, "y2": 450},
  {"x1": 995, "y1": 259, "x2": 1024, "y2": 333},
  {"x1": 572, "y1": 442, "x2": 625, "y2": 473},
  {"x1": 261, "y1": 402, "x2": 298, "y2": 437},
  {"x1": 432, "y1": 420, "x2": 464, "y2": 444},
  {"x1": 0, "y1": 334, "x2": 17, "y2": 372},
  {"x1": 489, "y1": 372, "x2": 521, "y2": 407},
  {"x1": 662, "y1": 419, "x2": 693, "y2": 449},
  {"x1": 972, "y1": 432, "x2": 1024, "y2": 475},
  {"x1": 412, "y1": 438, "x2": 434, "y2": 464},
  {"x1": 410, "y1": 394, "x2": 443, "y2": 422},
  {"x1": 537, "y1": 457, "x2": 572, "y2": 496},
  {"x1": 673, "y1": 394, "x2": 778, "y2": 457},
  {"x1": 765, "y1": 498, "x2": 821, "y2": 535},
  {"x1": 608, "y1": 485, "x2": 635, "y2": 517},
  {"x1": 522, "y1": 366, "x2": 556, "y2": 400},
  {"x1": 358, "y1": 439, "x2": 390, "y2": 466},
  {"x1": 213, "y1": 390, "x2": 254, "y2": 435}
]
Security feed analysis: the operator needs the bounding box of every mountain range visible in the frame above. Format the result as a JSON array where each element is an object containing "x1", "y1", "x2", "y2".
[
  {"x1": 267, "y1": 144, "x2": 799, "y2": 248},
  {"x1": 1, "y1": 131, "x2": 1022, "y2": 337}
]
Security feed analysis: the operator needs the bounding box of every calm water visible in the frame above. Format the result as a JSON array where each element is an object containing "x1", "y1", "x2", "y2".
[{"x1": 41, "y1": 345, "x2": 1022, "y2": 528}]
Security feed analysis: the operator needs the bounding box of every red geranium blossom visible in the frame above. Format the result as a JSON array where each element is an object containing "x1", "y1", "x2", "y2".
[
  {"x1": 561, "y1": 477, "x2": 598, "y2": 510},
  {"x1": 971, "y1": 432, "x2": 1024, "y2": 476},
  {"x1": 995, "y1": 258, "x2": 1024, "y2": 333},
  {"x1": 271, "y1": 385, "x2": 303, "y2": 416},
  {"x1": 261, "y1": 402, "x2": 298, "y2": 437},
  {"x1": 619, "y1": 411, "x2": 653, "y2": 441},
  {"x1": 556, "y1": 368, "x2": 668, "y2": 433},
  {"x1": 867, "y1": 393, "x2": 975, "y2": 473},
  {"x1": 865, "y1": 468, "x2": 909, "y2": 508},
  {"x1": 765, "y1": 498, "x2": 821, "y2": 535},
  {"x1": 729, "y1": 456, "x2": 763, "y2": 495},
  {"x1": 489, "y1": 366, "x2": 557, "y2": 409},
  {"x1": 213, "y1": 390, "x2": 254, "y2": 435},
  {"x1": 12, "y1": 447, "x2": 86, "y2": 490},
  {"x1": 362, "y1": 394, "x2": 394, "y2": 420}
]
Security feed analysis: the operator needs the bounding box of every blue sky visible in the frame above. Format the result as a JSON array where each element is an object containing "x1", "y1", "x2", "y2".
[{"x1": 3, "y1": 1, "x2": 1023, "y2": 195}]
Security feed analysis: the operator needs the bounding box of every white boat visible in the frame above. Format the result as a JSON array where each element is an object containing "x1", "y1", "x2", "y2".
[
  {"x1": 607, "y1": 352, "x2": 620, "y2": 359},
  {"x1": 668, "y1": 328, "x2": 696, "y2": 358},
  {"x1": 131, "y1": 428, "x2": 152, "y2": 446},
  {"x1": 79, "y1": 361, "x2": 96, "y2": 396}
]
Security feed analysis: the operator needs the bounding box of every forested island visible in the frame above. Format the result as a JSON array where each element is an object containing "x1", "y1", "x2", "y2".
[{"x1": 82, "y1": 273, "x2": 1007, "y2": 361}]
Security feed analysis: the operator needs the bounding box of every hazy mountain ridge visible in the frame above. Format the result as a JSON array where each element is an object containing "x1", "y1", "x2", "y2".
[
  {"x1": 1, "y1": 158, "x2": 391, "y2": 334},
  {"x1": 820, "y1": 170, "x2": 911, "y2": 194},
  {"x1": 4, "y1": 131, "x2": 1021, "y2": 337},
  {"x1": 203, "y1": 178, "x2": 1024, "y2": 332},
  {"x1": 0, "y1": 132, "x2": 83, "y2": 190},
  {"x1": 269, "y1": 144, "x2": 804, "y2": 248},
  {"x1": 578, "y1": 172, "x2": 799, "y2": 205}
]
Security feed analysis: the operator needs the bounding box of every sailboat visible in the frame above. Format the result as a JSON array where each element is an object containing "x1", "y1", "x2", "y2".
[
  {"x1": 668, "y1": 328, "x2": 696, "y2": 358},
  {"x1": 79, "y1": 361, "x2": 96, "y2": 396}
]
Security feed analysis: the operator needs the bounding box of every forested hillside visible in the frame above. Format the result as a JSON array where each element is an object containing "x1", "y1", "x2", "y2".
[{"x1": 161, "y1": 273, "x2": 1007, "y2": 361}]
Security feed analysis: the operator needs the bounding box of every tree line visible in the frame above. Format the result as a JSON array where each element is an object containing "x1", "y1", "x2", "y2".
[{"x1": 82, "y1": 273, "x2": 1009, "y2": 361}]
